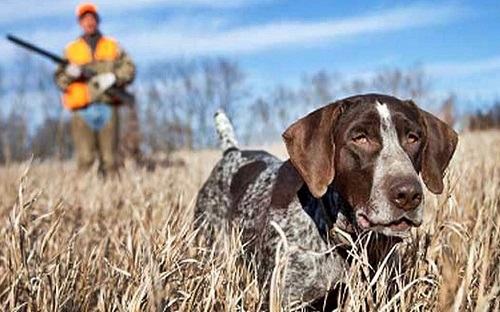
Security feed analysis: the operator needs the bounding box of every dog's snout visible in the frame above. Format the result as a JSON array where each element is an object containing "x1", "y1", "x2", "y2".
[{"x1": 389, "y1": 179, "x2": 423, "y2": 211}]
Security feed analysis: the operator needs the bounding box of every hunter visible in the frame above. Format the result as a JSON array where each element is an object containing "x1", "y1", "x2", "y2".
[{"x1": 54, "y1": 3, "x2": 135, "y2": 176}]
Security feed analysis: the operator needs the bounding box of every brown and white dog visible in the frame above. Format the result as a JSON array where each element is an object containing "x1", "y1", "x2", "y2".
[{"x1": 195, "y1": 93, "x2": 458, "y2": 308}]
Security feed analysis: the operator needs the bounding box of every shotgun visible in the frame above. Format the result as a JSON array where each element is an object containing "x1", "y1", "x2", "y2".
[{"x1": 6, "y1": 34, "x2": 134, "y2": 105}]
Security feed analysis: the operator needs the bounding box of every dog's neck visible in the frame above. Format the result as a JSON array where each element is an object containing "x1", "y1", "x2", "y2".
[
  {"x1": 297, "y1": 184, "x2": 355, "y2": 242},
  {"x1": 297, "y1": 184, "x2": 400, "y2": 266}
]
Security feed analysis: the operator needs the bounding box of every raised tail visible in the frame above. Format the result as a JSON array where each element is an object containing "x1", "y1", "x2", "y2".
[{"x1": 214, "y1": 109, "x2": 238, "y2": 151}]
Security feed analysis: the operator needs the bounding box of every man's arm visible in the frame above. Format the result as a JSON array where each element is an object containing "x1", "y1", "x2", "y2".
[
  {"x1": 113, "y1": 46, "x2": 135, "y2": 87},
  {"x1": 53, "y1": 51, "x2": 72, "y2": 91}
]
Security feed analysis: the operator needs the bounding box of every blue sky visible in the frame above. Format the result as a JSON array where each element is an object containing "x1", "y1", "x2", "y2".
[{"x1": 0, "y1": 0, "x2": 499, "y2": 112}]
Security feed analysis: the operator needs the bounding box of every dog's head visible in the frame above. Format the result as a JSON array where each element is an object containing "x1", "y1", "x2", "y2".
[{"x1": 283, "y1": 94, "x2": 458, "y2": 237}]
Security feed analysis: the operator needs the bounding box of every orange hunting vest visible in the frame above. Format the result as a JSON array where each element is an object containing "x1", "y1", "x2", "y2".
[{"x1": 62, "y1": 37, "x2": 119, "y2": 110}]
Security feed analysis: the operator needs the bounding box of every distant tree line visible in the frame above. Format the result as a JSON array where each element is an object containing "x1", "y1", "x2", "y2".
[
  {"x1": 0, "y1": 54, "x2": 499, "y2": 165},
  {"x1": 466, "y1": 101, "x2": 500, "y2": 131}
]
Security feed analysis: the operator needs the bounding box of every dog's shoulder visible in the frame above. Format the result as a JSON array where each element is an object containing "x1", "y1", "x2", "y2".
[{"x1": 270, "y1": 160, "x2": 303, "y2": 209}]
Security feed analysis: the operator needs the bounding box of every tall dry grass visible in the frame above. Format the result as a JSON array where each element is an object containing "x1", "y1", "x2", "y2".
[{"x1": 0, "y1": 131, "x2": 498, "y2": 311}]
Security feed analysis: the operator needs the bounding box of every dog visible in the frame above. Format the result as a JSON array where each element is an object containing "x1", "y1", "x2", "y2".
[{"x1": 194, "y1": 93, "x2": 458, "y2": 309}]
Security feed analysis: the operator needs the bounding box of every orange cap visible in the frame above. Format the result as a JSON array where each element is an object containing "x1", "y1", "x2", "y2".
[{"x1": 76, "y1": 3, "x2": 98, "y2": 19}]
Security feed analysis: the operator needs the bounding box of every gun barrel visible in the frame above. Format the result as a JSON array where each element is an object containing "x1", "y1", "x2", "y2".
[{"x1": 6, "y1": 34, "x2": 67, "y2": 64}]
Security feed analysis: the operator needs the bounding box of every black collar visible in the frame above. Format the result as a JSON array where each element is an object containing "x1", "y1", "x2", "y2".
[{"x1": 297, "y1": 184, "x2": 356, "y2": 245}]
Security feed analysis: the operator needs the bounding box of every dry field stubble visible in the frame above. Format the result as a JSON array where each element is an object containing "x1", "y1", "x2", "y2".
[{"x1": 0, "y1": 131, "x2": 499, "y2": 311}]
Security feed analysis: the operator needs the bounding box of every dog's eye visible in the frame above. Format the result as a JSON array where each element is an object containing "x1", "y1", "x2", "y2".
[
  {"x1": 407, "y1": 133, "x2": 420, "y2": 144},
  {"x1": 353, "y1": 133, "x2": 368, "y2": 144}
]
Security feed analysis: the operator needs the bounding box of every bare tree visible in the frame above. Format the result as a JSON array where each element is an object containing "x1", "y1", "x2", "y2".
[
  {"x1": 247, "y1": 84, "x2": 299, "y2": 144},
  {"x1": 299, "y1": 70, "x2": 339, "y2": 112},
  {"x1": 5, "y1": 53, "x2": 33, "y2": 162},
  {"x1": 30, "y1": 60, "x2": 70, "y2": 160},
  {"x1": 468, "y1": 100, "x2": 500, "y2": 131},
  {"x1": 139, "y1": 57, "x2": 248, "y2": 151},
  {"x1": 216, "y1": 58, "x2": 247, "y2": 119},
  {"x1": 372, "y1": 65, "x2": 431, "y2": 101},
  {"x1": 343, "y1": 78, "x2": 368, "y2": 94},
  {"x1": 439, "y1": 94, "x2": 456, "y2": 127},
  {"x1": 0, "y1": 65, "x2": 7, "y2": 164},
  {"x1": 247, "y1": 95, "x2": 276, "y2": 144}
]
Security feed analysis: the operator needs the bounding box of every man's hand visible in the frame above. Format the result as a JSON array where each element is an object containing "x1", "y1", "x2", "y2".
[
  {"x1": 89, "y1": 72, "x2": 117, "y2": 96},
  {"x1": 65, "y1": 64, "x2": 82, "y2": 79}
]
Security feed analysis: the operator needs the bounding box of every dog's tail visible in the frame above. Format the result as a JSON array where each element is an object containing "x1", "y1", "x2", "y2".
[{"x1": 214, "y1": 109, "x2": 238, "y2": 151}]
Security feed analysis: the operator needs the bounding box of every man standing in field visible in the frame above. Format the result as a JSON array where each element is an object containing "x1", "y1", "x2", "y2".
[{"x1": 54, "y1": 3, "x2": 135, "y2": 177}]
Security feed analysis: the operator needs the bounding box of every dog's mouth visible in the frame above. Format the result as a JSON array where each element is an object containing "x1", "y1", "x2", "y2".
[{"x1": 356, "y1": 213, "x2": 421, "y2": 235}]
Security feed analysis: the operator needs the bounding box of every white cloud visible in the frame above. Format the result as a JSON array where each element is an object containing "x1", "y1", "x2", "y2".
[
  {"x1": 426, "y1": 56, "x2": 500, "y2": 77},
  {"x1": 112, "y1": 3, "x2": 466, "y2": 60},
  {"x1": 1, "y1": 3, "x2": 467, "y2": 65},
  {"x1": 425, "y1": 57, "x2": 500, "y2": 101},
  {"x1": 0, "y1": 0, "x2": 269, "y2": 25}
]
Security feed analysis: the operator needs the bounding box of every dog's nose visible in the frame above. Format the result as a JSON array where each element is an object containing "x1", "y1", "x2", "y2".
[{"x1": 389, "y1": 180, "x2": 423, "y2": 211}]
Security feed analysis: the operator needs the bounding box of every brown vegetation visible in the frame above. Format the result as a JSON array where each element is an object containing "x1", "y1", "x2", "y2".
[{"x1": 0, "y1": 131, "x2": 499, "y2": 311}]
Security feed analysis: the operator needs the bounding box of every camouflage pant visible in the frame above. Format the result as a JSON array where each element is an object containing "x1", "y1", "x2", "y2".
[{"x1": 71, "y1": 106, "x2": 119, "y2": 176}]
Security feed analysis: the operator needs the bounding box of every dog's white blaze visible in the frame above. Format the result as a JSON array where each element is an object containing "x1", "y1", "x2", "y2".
[
  {"x1": 368, "y1": 102, "x2": 422, "y2": 226},
  {"x1": 375, "y1": 102, "x2": 406, "y2": 160},
  {"x1": 376, "y1": 101, "x2": 391, "y2": 120}
]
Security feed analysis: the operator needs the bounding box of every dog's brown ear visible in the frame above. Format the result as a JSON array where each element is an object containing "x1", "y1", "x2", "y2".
[
  {"x1": 282, "y1": 102, "x2": 344, "y2": 198},
  {"x1": 418, "y1": 106, "x2": 459, "y2": 194}
]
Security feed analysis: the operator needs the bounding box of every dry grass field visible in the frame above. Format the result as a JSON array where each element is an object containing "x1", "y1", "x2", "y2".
[{"x1": 0, "y1": 131, "x2": 499, "y2": 311}]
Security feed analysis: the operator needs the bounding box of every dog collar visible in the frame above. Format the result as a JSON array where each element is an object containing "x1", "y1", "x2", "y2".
[{"x1": 297, "y1": 184, "x2": 357, "y2": 246}]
